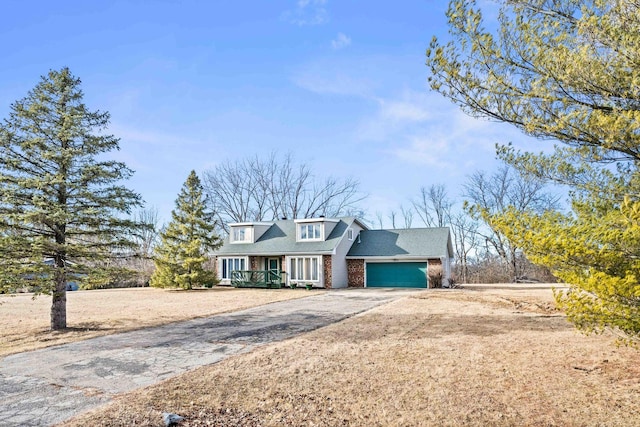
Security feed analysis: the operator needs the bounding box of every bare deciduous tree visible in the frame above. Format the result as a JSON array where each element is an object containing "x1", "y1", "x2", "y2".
[
  {"x1": 133, "y1": 207, "x2": 160, "y2": 259},
  {"x1": 131, "y1": 207, "x2": 160, "y2": 285},
  {"x1": 449, "y1": 211, "x2": 480, "y2": 284},
  {"x1": 409, "y1": 183, "x2": 482, "y2": 283},
  {"x1": 375, "y1": 211, "x2": 385, "y2": 229},
  {"x1": 388, "y1": 210, "x2": 398, "y2": 229},
  {"x1": 412, "y1": 184, "x2": 453, "y2": 227},
  {"x1": 400, "y1": 204, "x2": 414, "y2": 229},
  {"x1": 202, "y1": 152, "x2": 365, "y2": 231},
  {"x1": 463, "y1": 165, "x2": 559, "y2": 281},
  {"x1": 92, "y1": 207, "x2": 160, "y2": 288}
]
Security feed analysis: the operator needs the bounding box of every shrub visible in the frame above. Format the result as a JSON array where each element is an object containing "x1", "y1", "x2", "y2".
[{"x1": 428, "y1": 265, "x2": 443, "y2": 289}]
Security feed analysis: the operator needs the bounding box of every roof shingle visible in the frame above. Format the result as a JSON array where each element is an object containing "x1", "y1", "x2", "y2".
[
  {"x1": 346, "y1": 228, "x2": 452, "y2": 258},
  {"x1": 215, "y1": 217, "x2": 356, "y2": 256}
]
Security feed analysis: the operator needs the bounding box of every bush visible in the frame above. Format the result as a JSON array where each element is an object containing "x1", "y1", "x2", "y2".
[{"x1": 428, "y1": 265, "x2": 443, "y2": 288}]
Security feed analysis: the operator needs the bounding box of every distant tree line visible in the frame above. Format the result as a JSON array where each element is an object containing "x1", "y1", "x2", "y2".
[{"x1": 372, "y1": 165, "x2": 560, "y2": 285}]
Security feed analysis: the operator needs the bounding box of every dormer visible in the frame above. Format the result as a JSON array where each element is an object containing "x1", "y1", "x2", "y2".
[
  {"x1": 294, "y1": 217, "x2": 339, "y2": 242},
  {"x1": 229, "y1": 222, "x2": 273, "y2": 244}
]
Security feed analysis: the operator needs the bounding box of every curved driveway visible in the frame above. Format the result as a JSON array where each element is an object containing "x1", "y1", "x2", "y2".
[{"x1": 0, "y1": 288, "x2": 419, "y2": 426}]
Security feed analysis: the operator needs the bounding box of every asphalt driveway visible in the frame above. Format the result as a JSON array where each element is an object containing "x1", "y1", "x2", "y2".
[{"x1": 0, "y1": 288, "x2": 420, "y2": 426}]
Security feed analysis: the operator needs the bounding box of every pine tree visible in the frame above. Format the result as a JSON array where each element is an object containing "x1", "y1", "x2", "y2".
[
  {"x1": 150, "y1": 171, "x2": 222, "y2": 289},
  {"x1": 0, "y1": 68, "x2": 143, "y2": 330},
  {"x1": 427, "y1": 0, "x2": 640, "y2": 343}
]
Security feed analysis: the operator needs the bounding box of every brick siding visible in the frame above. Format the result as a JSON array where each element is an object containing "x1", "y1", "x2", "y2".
[
  {"x1": 347, "y1": 259, "x2": 365, "y2": 287},
  {"x1": 323, "y1": 255, "x2": 332, "y2": 289}
]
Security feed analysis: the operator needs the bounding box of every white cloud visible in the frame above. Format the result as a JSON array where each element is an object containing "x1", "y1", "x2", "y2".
[
  {"x1": 293, "y1": 71, "x2": 373, "y2": 97},
  {"x1": 331, "y1": 32, "x2": 351, "y2": 49},
  {"x1": 292, "y1": 53, "x2": 419, "y2": 99},
  {"x1": 379, "y1": 98, "x2": 431, "y2": 123},
  {"x1": 384, "y1": 102, "x2": 533, "y2": 172},
  {"x1": 282, "y1": 0, "x2": 329, "y2": 26},
  {"x1": 292, "y1": 53, "x2": 537, "y2": 184},
  {"x1": 292, "y1": 58, "x2": 376, "y2": 97},
  {"x1": 355, "y1": 91, "x2": 435, "y2": 141},
  {"x1": 350, "y1": 89, "x2": 511, "y2": 174},
  {"x1": 392, "y1": 134, "x2": 453, "y2": 168}
]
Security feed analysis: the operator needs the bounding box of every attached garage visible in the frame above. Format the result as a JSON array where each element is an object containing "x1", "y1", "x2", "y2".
[
  {"x1": 366, "y1": 262, "x2": 427, "y2": 288},
  {"x1": 346, "y1": 228, "x2": 454, "y2": 288}
]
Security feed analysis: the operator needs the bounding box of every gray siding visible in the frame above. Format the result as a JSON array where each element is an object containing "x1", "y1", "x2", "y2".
[{"x1": 331, "y1": 221, "x2": 365, "y2": 288}]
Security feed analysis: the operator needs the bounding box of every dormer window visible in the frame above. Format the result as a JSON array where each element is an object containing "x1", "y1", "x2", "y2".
[
  {"x1": 228, "y1": 222, "x2": 274, "y2": 244},
  {"x1": 294, "y1": 217, "x2": 339, "y2": 242},
  {"x1": 233, "y1": 227, "x2": 246, "y2": 241},
  {"x1": 230, "y1": 226, "x2": 252, "y2": 243},
  {"x1": 299, "y1": 223, "x2": 321, "y2": 240}
]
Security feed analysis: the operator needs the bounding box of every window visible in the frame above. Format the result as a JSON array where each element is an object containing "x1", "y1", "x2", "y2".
[
  {"x1": 231, "y1": 226, "x2": 251, "y2": 243},
  {"x1": 220, "y1": 257, "x2": 246, "y2": 280},
  {"x1": 347, "y1": 228, "x2": 354, "y2": 240},
  {"x1": 299, "y1": 223, "x2": 321, "y2": 240},
  {"x1": 289, "y1": 257, "x2": 320, "y2": 282}
]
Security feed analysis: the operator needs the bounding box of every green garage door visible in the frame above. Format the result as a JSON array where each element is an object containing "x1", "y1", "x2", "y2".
[{"x1": 366, "y1": 262, "x2": 428, "y2": 288}]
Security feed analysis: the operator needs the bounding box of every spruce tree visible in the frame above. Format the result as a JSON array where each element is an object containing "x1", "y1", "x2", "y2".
[
  {"x1": 0, "y1": 68, "x2": 143, "y2": 330},
  {"x1": 150, "y1": 171, "x2": 221, "y2": 289}
]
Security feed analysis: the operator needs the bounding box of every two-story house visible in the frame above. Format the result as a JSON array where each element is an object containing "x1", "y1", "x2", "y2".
[{"x1": 215, "y1": 216, "x2": 454, "y2": 289}]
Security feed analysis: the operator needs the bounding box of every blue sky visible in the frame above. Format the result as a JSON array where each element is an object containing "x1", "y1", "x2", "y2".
[{"x1": 0, "y1": 0, "x2": 542, "y2": 227}]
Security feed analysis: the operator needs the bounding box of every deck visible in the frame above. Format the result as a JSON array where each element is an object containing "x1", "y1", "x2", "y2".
[{"x1": 230, "y1": 270, "x2": 287, "y2": 289}]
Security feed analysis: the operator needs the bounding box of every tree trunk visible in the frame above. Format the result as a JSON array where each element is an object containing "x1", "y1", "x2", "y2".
[
  {"x1": 51, "y1": 266, "x2": 67, "y2": 330},
  {"x1": 461, "y1": 253, "x2": 468, "y2": 284},
  {"x1": 53, "y1": 182, "x2": 68, "y2": 330},
  {"x1": 512, "y1": 258, "x2": 517, "y2": 281}
]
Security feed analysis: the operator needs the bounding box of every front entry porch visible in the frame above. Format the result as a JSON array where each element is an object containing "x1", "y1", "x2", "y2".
[{"x1": 230, "y1": 270, "x2": 287, "y2": 289}]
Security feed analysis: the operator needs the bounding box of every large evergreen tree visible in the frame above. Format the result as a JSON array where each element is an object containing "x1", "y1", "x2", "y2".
[
  {"x1": 150, "y1": 171, "x2": 222, "y2": 289},
  {"x1": 427, "y1": 0, "x2": 640, "y2": 342},
  {"x1": 0, "y1": 68, "x2": 143, "y2": 330}
]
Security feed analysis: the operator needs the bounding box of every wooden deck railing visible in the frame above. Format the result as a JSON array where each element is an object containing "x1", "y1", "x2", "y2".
[{"x1": 230, "y1": 270, "x2": 287, "y2": 289}]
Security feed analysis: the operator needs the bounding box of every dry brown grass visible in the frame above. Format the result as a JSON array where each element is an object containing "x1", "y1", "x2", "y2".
[
  {"x1": 0, "y1": 287, "x2": 313, "y2": 357},
  {"x1": 62, "y1": 285, "x2": 640, "y2": 427}
]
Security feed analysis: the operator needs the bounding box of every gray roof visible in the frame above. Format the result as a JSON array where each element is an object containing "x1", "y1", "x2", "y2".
[
  {"x1": 346, "y1": 227, "x2": 453, "y2": 259},
  {"x1": 215, "y1": 217, "x2": 360, "y2": 256}
]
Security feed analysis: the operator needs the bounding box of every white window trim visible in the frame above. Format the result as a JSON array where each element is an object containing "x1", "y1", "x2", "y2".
[
  {"x1": 218, "y1": 256, "x2": 249, "y2": 282},
  {"x1": 297, "y1": 223, "x2": 323, "y2": 242},
  {"x1": 347, "y1": 228, "x2": 354, "y2": 240},
  {"x1": 286, "y1": 256, "x2": 322, "y2": 283},
  {"x1": 230, "y1": 226, "x2": 253, "y2": 244}
]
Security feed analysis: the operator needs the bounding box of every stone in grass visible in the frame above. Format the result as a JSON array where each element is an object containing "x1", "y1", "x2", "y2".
[{"x1": 162, "y1": 412, "x2": 185, "y2": 426}]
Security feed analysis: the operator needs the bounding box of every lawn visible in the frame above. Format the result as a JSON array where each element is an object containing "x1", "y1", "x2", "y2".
[
  {"x1": 61, "y1": 284, "x2": 640, "y2": 427},
  {"x1": 0, "y1": 287, "x2": 314, "y2": 357}
]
